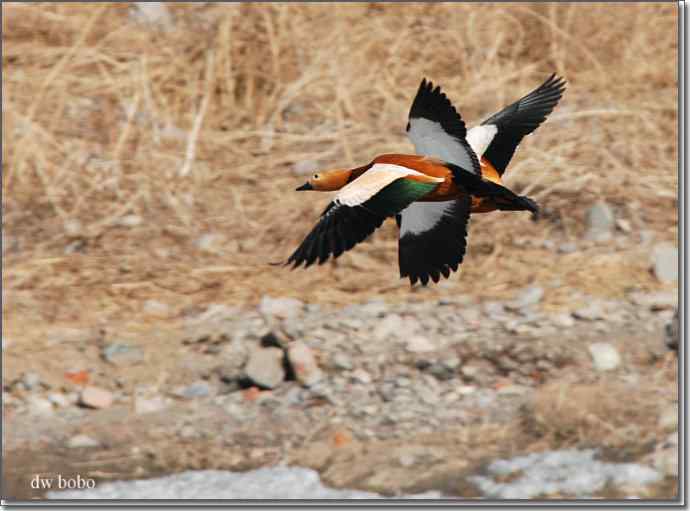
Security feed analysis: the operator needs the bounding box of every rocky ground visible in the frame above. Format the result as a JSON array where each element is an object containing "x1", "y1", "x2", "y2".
[{"x1": 3, "y1": 273, "x2": 679, "y2": 500}]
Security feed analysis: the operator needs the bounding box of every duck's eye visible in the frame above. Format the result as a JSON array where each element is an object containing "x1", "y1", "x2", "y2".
[{"x1": 313, "y1": 174, "x2": 319, "y2": 179}]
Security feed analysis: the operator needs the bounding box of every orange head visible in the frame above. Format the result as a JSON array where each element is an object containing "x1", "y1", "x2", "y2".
[{"x1": 295, "y1": 168, "x2": 353, "y2": 192}]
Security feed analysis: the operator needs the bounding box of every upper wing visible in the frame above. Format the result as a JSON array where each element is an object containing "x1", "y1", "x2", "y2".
[
  {"x1": 397, "y1": 196, "x2": 471, "y2": 286},
  {"x1": 472, "y1": 73, "x2": 566, "y2": 175},
  {"x1": 407, "y1": 79, "x2": 481, "y2": 176},
  {"x1": 287, "y1": 170, "x2": 440, "y2": 269}
]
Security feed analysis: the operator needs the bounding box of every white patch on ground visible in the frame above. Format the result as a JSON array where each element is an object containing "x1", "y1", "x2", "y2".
[
  {"x1": 399, "y1": 201, "x2": 455, "y2": 236},
  {"x1": 47, "y1": 467, "x2": 442, "y2": 500},
  {"x1": 336, "y1": 163, "x2": 442, "y2": 207},
  {"x1": 467, "y1": 449, "x2": 661, "y2": 499},
  {"x1": 466, "y1": 125, "x2": 498, "y2": 158}
]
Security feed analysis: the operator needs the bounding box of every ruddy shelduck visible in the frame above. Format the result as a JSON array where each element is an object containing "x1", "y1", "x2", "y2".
[{"x1": 287, "y1": 74, "x2": 566, "y2": 285}]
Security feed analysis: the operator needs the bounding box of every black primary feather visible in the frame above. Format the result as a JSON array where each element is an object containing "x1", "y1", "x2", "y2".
[
  {"x1": 481, "y1": 74, "x2": 566, "y2": 174},
  {"x1": 398, "y1": 196, "x2": 471, "y2": 287}
]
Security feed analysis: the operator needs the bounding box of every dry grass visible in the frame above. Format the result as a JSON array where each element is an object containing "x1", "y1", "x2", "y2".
[{"x1": 2, "y1": 3, "x2": 679, "y2": 327}]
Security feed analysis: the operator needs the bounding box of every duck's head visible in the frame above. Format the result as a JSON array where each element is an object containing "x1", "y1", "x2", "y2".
[{"x1": 296, "y1": 168, "x2": 352, "y2": 192}]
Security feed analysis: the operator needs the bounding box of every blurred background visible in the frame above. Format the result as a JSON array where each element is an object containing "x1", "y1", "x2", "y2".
[{"x1": 2, "y1": 2, "x2": 679, "y2": 500}]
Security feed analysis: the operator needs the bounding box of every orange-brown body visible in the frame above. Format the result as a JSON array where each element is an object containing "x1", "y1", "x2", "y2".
[{"x1": 303, "y1": 154, "x2": 506, "y2": 212}]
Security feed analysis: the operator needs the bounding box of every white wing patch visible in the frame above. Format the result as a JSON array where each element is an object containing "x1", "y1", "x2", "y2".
[
  {"x1": 466, "y1": 125, "x2": 498, "y2": 159},
  {"x1": 408, "y1": 118, "x2": 480, "y2": 174},
  {"x1": 399, "y1": 201, "x2": 456, "y2": 236},
  {"x1": 336, "y1": 163, "x2": 443, "y2": 207}
]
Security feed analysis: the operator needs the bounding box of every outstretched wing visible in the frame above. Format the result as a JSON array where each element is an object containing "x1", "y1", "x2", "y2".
[
  {"x1": 407, "y1": 78, "x2": 481, "y2": 175},
  {"x1": 397, "y1": 196, "x2": 471, "y2": 286},
  {"x1": 287, "y1": 169, "x2": 440, "y2": 269},
  {"x1": 468, "y1": 74, "x2": 567, "y2": 175}
]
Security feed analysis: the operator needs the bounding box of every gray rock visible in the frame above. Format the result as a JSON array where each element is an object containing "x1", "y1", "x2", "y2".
[
  {"x1": 497, "y1": 385, "x2": 530, "y2": 396},
  {"x1": 558, "y1": 242, "x2": 578, "y2": 254},
  {"x1": 585, "y1": 201, "x2": 615, "y2": 241},
  {"x1": 135, "y1": 395, "x2": 169, "y2": 414},
  {"x1": 469, "y1": 449, "x2": 660, "y2": 499},
  {"x1": 651, "y1": 243, "x2": 678, "y2": 283},
  {"x1": 405, "y1": 335, "x2": 435, "y2": 353},
  {"x1": 26, "y1": 396, "x2": 54, "y2": 415},
  {"x1": 483, "y1": 301, "x2": 506, "y2": 318},
  {"x1": 629, "y1": 291, "x2": 677, "y2": 311},
  {"x1": 79, "y1": 386, "x2": 114, "y2": 409},
  {"x1": 506, "y1": 286, "x2": 544, "y2": 311},
  {"x1": 573, "y1": 302, "x2": 605, "y2": 321},
  {"x1": 331, "y1": 353, "x2": 353, "y2": 370},
  {"x1": 287, "y1": 342, "x2": 323, "y2": 387},
  {"x1": 47, "y1": 393, "x2": 70, "y2": 408},
  {"x1": 588, "y1": 343, "x2": 621, "y2": 371},
  {"x1": 117, "y1": 214, "x2": 143, "y2": 227},
  {"x1": 20, "y1": 372, "x2": 42, "y2": 391},
  {"x1": 658, "y1": 405, "x2": 678, "y2": 432},
  {"x1": 258, "y1": 296, "x2": 304, "y2": 319},
  {"x1": 372, "y1": 314, "x2": 402, "y2": 342},
  {"x1": 351, "y1": 368, "x2": 372, "y2": 385},
  {"x1": 551, "y1": 313, "x2": 575, "y2": 328},
  {"x1": 173, "y1": 381, "x2": 212, "y2": 399},
  {"x1": 47, "y1": 467, "x2": 442, "y2": 499},
  {"x1": 67, "y1": 434, "x2": 100, "y2": 449},
  {"x1": 244, "y1": 347, "x2": 285, "y2": 389},
  {"x1": 102, "y1": 343, "x2": 144, "y2": 366}
]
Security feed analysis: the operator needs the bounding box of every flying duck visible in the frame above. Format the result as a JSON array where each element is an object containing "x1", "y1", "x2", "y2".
[{"x1": 287, "y1": 74, "x2": 566, "y2": 285}]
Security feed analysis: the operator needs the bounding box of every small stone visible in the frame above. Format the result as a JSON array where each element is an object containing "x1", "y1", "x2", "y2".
[
  {"x1": 629, "y1": 291, "x2": 677, "y2": 311},
  {"x1": 143, "y1": 300, "x2": 170, "y2": 316},
  {"x1": 588, "y1": 342, "x2": 621, "y2": 371},
  {"x1": 258, "y1": 296, "x2": 304, "y2": 319},
  {"x1": 117, "y1": 214, "x2": 142, "y2": 227},
  {"x1": 351, "y1": 368, "x2": 372, "y2": 385},
  {"x1": 287, "y1": 341, "x2": 323, "y2": 387},
  {"x1": 461, "y1": 366, "x2": 480, "y2": 380},
  {"x1": 47, "y1": 393, "x2": 70, "y2": 408},
  {"x1": 135, "y1": 395, "x2": 168, "y2": 414},
  {"x1": 101, "y1": 343, "x2": 144, "y2": 366},
  {"x1": 67, "y1": 434, "x2": 100, "y2": 449},
  {"x1": 497, "y1": 385, "x2": 529, "y2": 396},
  {"x1": 442, "y1": 356, "x2": 461, "y2": 370},
  {"x1": 658, "y1": 405, "x2": 678, "y2": 432},
  {"x1": 292, "y1": 159, "x2": 319, "y2": 176},
  {"x1": 651, "y1": 243, "x2": 678, "y2": 283},
  {"x1": 20, "y1": 372, "x2": 41, "y2": 391},
  {"x1": 79, "y1": 386, "x2": 114, "y2": 409},
  {"x1": 405, "y1": 335, "x2": 435, "y2": 353},
  {"x1": 332, "y1": 353, "x2": 353, "y2": 370},
  {"x1": 585, "y1": 200, "x2": 615, "y2": 241},
  {"x1": 551, "y1": 313, "x2": 575, "y2": 328},
  {"x1": 558, "y1": 242, "x2": 578, "y2": 254},
  {"x1": 26, "y1": 396, "x2": 54, "y2": 415},
  {"x1": 573, "y1": 302, "x2": 605, "y2": 321},
  {"x1": 483, "y1": 301, "x2": 506, "y2": 317},
  {"x1": 506, "y1": 286, "x2": 544, "y2": 310},
  {"x1": 372, "y1": 315, "x2": 401, "y2": 342},
  {"x1": 456, "y1": 385, "x2": 477, "y2": 395},
  {"x1": 616, "y1": 218, "x2": 632, "y2": 233},
  {"x1": 244, "y1": 346, "x2": 285, "y2": 389},
  {"x1": 172, "y1": 381, "x2": 211, "y2": 399}
]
